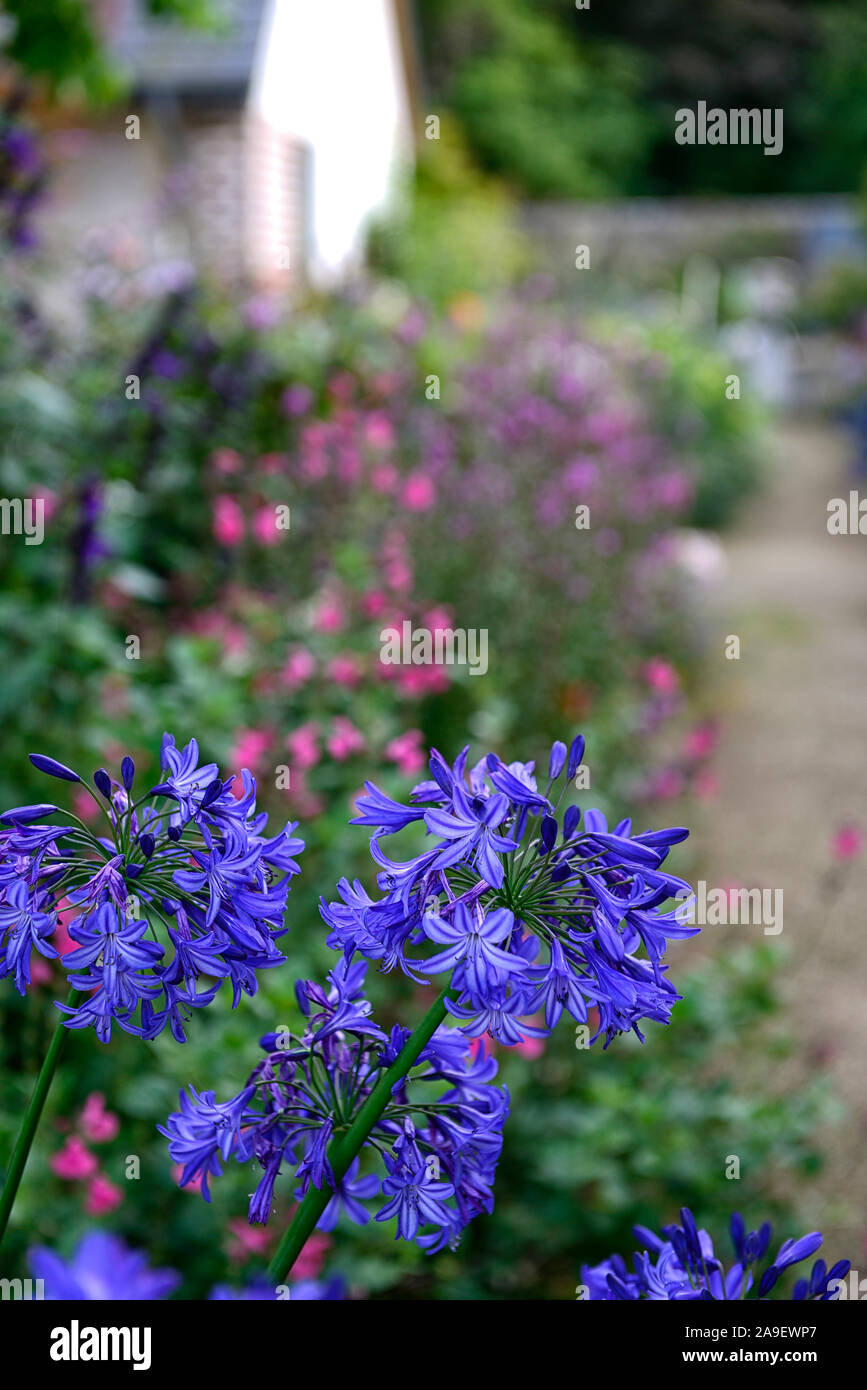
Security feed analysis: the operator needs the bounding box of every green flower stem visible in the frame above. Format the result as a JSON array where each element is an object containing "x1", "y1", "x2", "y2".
[
  {"x1": 267, "y1": 986, "x2": 454, "y2": 1285},
  {"x1": 0, "y1": 988, "x2": 82, "y2": 1249}
]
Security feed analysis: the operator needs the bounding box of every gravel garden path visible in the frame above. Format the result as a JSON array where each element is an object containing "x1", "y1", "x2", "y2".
[{"x1": 690, "y1": 415, "x2": 867, "y2": 1264}]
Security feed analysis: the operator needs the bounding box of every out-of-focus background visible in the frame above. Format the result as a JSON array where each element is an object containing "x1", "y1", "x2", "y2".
[{"x1": 1, "y1": 0, "x2": 865, "y2": 1299}]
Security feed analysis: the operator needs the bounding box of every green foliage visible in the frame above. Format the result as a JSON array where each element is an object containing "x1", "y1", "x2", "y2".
[
  {"x1": 417, "y1": 0, "x2": 867, "y2": 197},
  {"x1": 367, "y1": 121, "x2": 530, "y2": 306},
  {"x1": 416, "y1": 0, "x2": 651, "y2": 198},
  {"x1": 1, "y1": 0, "x2": 218, "y2": 103}
]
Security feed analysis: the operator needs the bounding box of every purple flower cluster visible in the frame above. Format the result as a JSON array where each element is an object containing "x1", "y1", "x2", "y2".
[
  {"x1": 29, "y1": 1231, "x2": 342, "y2": 1300},
  {"x1": 323, "y1": 736, "x2": 697, "y2": 1047},
  {"x1": 0, "y1": 735, "x2": 304, "y2": 1041},
  {"x1": 161, "y1": 957, "x2": 509, "y2": 1251},
  {"x1": 581, "y1": 1209, "x2": 850, "y2": 1301}
]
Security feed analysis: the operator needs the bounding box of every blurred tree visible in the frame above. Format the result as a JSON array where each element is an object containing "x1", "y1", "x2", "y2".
[
  {"x1": 0, "y1": 0, "x2": 216, "y2": 102},
  {"x1": 416, "y1": 0, "x2": 867, "y2": 196},
  {"x1": 414, "y1": 0, "x2": 652, "y2": 197}
]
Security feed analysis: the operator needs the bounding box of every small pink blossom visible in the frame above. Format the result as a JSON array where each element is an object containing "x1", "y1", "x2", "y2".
[
  {"x1": 33, "y1": 487, "x2": 59, "y2": 522},
  {"x1": 212, "y1": 495, "x2": 244, "y2": 546},
  {"x1": 80, "y1": 1092, "x2": 120, "y2": 1144},
  {"x1": 51, "y1": 1137, "x2": 98, "y2": 1181},
  {"x1": 173, "y1": 1163, "x2": 203, "y2": 1195},
  {"x1": 364, "y1": 412, "x2": 395, "y2": 450},
  {"x1": 643, "y1": 657, "x2": 680, "y2": 694},
  {"x1": 85, "y1": 1173, "x2": 123, "y2": 1216},
  {"x1": 257, "y1": 452, "x2": 285, "y2": 475},
  {"x1": 649, "y1": 766, "x2": 684, "y2": 801},
  {"x1": 293, "y1": 1230, "x2": 332, "y2": 1281},
  {"x1": 281, "y1": 647, "x2": 316, "y2": 689},
  {"x1": 326, "y1": 653, "x2": 362, "y2": 688},
  {"x1": 73, "y1": 790, "x2": 100, "y2": 823},
  {"x1": 400, "y1": 472, "x2": 435, "y2": 511},
  {"x1": 361, "y1": 589, "x2": 389, "y2": 618},
  {"x1": 253, "y1": 505, "x2": 283, "y2": 545},
  {"x1": 287, "y1": 722, "x2": 321, "y2": 770},
  {"x1": 831, "y1": 823, "x2": 864, "y2": 862},
  {"x1": 228, "y1": 728, "x2": 270, "y2": 776},
  {"x1": 326, "y1": 717, "x2": 366, "y2": 761},
  {"x1": 313, "y1": 596, "x2": 345, "y2": 634},
  {"x1": 370, "y1": 462, "x2": 398, "y2": 493},
  {"x1": 385, "y1": 729, "x2": 426, "y2": 776},
  {"x1": 227, "y1": 1218, "x2": 270, "y2": 1262},
  {"x1": 684, "y1": 723, "x2": 717, "y2": 760},
  {"x1": 210, "y1": 448, "x2": 243, "y2": 476}
]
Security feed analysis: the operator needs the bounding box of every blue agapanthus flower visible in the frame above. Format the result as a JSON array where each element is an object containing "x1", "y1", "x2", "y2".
[
  {"x1": 322, "y1": 736, "x2": 697, "y2": 1047},
  {"x1": 161, "y1": 958, "x2": 509, "y2": 1253},
  {"x1": 210, "y1": 1275, "x2": 346, "y2": 1300},
  {"x1": 0, "y1": 735, "x2": 304, "y2": 1041},
  {"x1": 29, "y1": 1231, "x2": 180, "y2": 1300},
  {"x1": 580, "y1": 1208, "x2": 850, "y2": 1301}
]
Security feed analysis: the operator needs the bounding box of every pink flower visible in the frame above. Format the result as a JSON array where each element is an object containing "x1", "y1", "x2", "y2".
[
  {"x1": 684, "y1": 723, "x2": 717, "y2": 760},
  {"x1": 313, "y1": 596, "x2": 345, "y2": 634},
  {"x1": 85, "y1": 1173, "x2": 123, "y2": 1216},
  {"x1": 287, "y1": 768, "x2": 325, "y2": 818},
  {"x1": 253, "y1": 505, "x2": 283, "y2": 545},
  {"x1": 423, "y1": 606, "x2": 453, "y2": 635},
  {"x1": 370, "y1": 462, "x2": 398, "y2": 493},
  {"x1": 395, "y1": 665, "x2": 449, "y2": 696},
  {"x1": 228, "y1": 728, "x2": 270, "y2": 776},
  {"x1": 384, "y1": 558, "x2": 413, "y2": 592},
  {"x1": 326, "y1": 653, "x2": 362, "y2": 688},
  {"x1": 400, "y1": 472, "x2": 435, "y2": 511},
  {"x1": 80, "y1": 1092, "x2": 120, "y2": 1144},
  {"x1": 51, "y1": 1137, "x2": 98, "y2": 1181},
  {"x1": 212, "y1": 495, "x2": 244, "y2": 546},
  {"x1": 649, "y1": 766, "x2": 684, "y2": 801},
  {"x1": 300, "y1": 450, "x2": 328, "y2": 480},
  {"x1": 281, "y1": 646, "x2": 316, "y2": 689},
  {"x1": 33, "y1": 486, "x2": 58, "y2": 522},
  {"x1": 326, "y1": 717, "x2": 365, "y2": 761},
  {"x1": 361, "y1": 589, "x2": 389, "y2": 618},
  {"x1": 327, "y1": 371, "x2": 355, "y2": 403},
  {"x1": 293, "y1": 1230, "x2": 332, "y2": 1281},
  {"x1": 173, "y1": 1163, "x2": 203, "y2": 1195},
  {"x1": 513, "y1": 1032, "x2": 546, "y2": 1060},
  {"x1": 287, "y1": 722, "x2": 321, "y2": 770},
  {"x1": 30, "y1": 957, "x2": 53, "y2": 985},
  {"x1": 643, "y1": 657, "x2": 680, "y2": 694},
  {"x1": 257, "y1": 452, "x2": 285, "y2": 475},
  {"x1": 385, "y1": 729, "x2": 426, "y2": 776},
  {"x1": 363, "y1": 412, "x2": 395, "y2": 450},
  {"x1": 831, "y1": 823, "x2": 864, "y2": 862},
  {"x1": 227, "y1": 1218, "x2": 270, "y2": 1262},
  {"x1": 73, "y1": 790, "x2": 99, "y2": 823},
  {"x1": 210, "y1": 448, "x2": 243, "y2": 476}
]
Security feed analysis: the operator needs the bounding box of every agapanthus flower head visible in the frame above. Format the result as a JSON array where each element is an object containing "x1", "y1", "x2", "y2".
[
  {"x1": 161, "y1": 959, "x2": 509, "y2": 1253},
  {"x1": 581, "y1": 1208, "x2": 849, "y2": 1301},
  {"x1": 0, "y1": 735, "x2": 304, "y2": 1041},
  {"x1": 323, "y1": 737, "x2": 696, "y2": 1048},
  {"x1": 29, "y1": 1231, "x2": 180, "y2": 1300}
]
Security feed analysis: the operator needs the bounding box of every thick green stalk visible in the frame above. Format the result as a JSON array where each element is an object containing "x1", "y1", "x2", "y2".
[
  {"x1": 267, "y1": 986, "x2": 453, "y2": 1285},
  {"x1": 0, "y1": 988, "x2": 82, "y2": 1248}
]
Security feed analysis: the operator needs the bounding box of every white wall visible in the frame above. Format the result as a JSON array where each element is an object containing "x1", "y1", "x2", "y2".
[{"x1": 250, "y1": 0, "x2": 414, "y2": 281}]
